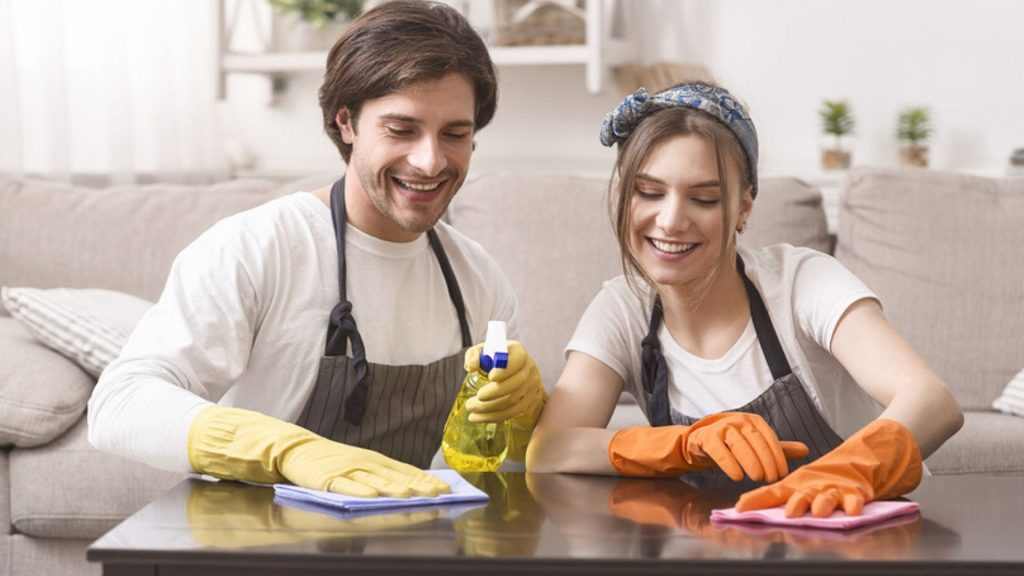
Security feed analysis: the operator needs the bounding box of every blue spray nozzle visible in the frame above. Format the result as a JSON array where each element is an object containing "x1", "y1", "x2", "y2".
[
  {"x1": 479, "y1": 321, "x2": 508, "y2": 372},
  {"x1": 480, "y1": 351, "x2": 508, "y2": 372}
]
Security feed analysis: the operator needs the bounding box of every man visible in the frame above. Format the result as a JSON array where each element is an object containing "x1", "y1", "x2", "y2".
[{"x1": 88, "y1": 1, "x2": 546, "y2": 498}]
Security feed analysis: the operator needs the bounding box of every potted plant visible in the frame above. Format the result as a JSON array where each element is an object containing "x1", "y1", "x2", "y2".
[
  {"x1": 269, "y1": 0, "x2": 363, "y2": 28},
  {"x1": 819, "y1": 100, "x2": 855, "y2": 170},
  {"x1": 896, "y1": 106, "x2": 932, "y2": 167},
  {"x1": 269, "y1": 0, "x2": 364, "y2": 51}
]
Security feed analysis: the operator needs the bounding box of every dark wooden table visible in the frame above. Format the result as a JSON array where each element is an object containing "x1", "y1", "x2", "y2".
[{"x1": 88, "y1": 473, "x2": 1024, "y2": 575}]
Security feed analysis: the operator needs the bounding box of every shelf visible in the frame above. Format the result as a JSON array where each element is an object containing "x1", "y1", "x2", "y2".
[
  {"x1": 222, "y1": 45, "x2": 593, "y2": 73},
  {"x1": 489, "y1": 44, "x2": 589, "y2": 66},
  {"x1": 217, "y1": 0, "x2": 635, "y2": 98},
  {"x1": 222, "y1": 52, "x2": 325, "y2": 73}
]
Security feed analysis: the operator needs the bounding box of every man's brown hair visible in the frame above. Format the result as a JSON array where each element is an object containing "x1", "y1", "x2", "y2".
[{"x1": 319, "y1": 0, "x2": 498, "y2": 162}]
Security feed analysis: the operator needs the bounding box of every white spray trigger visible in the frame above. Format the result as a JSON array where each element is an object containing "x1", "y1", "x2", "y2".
[{"x1": 479, "y1": 321, "x2": 508, "y2": 372}]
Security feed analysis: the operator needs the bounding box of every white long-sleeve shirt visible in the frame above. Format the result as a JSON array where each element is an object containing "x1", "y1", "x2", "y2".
[{"x1": 88, "y1": 192, "x2": 517, "y2": 473}]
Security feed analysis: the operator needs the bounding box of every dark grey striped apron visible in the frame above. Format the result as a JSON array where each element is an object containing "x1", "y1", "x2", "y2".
[
  {"x1": 639, "y1": 254, "x2": 844, "y2": 492},
  {"x1": 295, "y1": 177, "x2": 471, "y2": 468}
]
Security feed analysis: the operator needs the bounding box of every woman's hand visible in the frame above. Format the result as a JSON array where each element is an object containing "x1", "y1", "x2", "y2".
[{"x1": 736, "y1": 418, "x2": 923, "y2": 517}]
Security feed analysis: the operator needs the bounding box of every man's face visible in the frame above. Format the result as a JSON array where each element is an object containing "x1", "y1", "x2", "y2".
[{"x1": 338, "y1": 73, "x2": 476, "y2": 242}]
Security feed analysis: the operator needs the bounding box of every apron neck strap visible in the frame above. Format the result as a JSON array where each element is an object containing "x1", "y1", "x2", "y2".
[
  {"x1": 325, "y1": 177, "x2": 362, "y2": 357},
  {"x1": 641, "y1": 253, "x2": 793, "y2": 426},
  {"x1": 736, "y1": 255, "x2": 791, "y2": 381},
  {"x1": 324, "y1": 176, "x2": 472, "y2": 425},
  {"x1": 427, "y1": 229, "x2": 472, "y2": 348}
]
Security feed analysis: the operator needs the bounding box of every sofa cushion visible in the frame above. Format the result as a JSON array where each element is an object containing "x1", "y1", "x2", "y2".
[
  {"x1": 0, "y1": 178, "x2": 281, "y2": 315},
  {"x1": 924, "y1": 410, "x2": 1024, "y2": 475},
  {"x1": 0, "y1": 318, "x2": 93, "y2": 447},
  {"x1": 9, "y1": 417, "x2": 184, "y2": 539},
  {"x1": 10, "y1": 536, "x2": 94, "y2": 576},
  {"x1": 740, "y1": 177, "x2": 831, "y2": 254},
  {"x1": 834, "y1": 168, "x2": 1024, "y2": 410},
  {"x1": 1, "y1": 288, "x2": 152, "y2": 378}
]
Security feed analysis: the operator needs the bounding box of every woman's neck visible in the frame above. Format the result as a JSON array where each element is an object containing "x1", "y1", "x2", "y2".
[{"x1": 657, "y1": 257, "x2": 751, "y2": 360}]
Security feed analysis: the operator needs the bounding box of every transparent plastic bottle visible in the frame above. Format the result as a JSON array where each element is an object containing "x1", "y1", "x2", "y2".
[{"x1": 442, "y1": 369, "x2": 511, "y2": 472}]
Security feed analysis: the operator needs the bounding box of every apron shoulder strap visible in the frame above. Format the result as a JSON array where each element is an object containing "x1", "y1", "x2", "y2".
[
  {"x1": 641, "y1": 296, "x2": 673, "y2": 427},
  {"x1": 736, "y1": 255, "x2": 793, "y2": 381},
  {"x1": 427, "y1": 229, "x2": 473, "y2": 348}
]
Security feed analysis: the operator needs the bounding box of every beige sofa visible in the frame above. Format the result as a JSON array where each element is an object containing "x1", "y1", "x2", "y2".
[{"x1": 1, "y1": 167, "x2": 1022, "y2": 576}]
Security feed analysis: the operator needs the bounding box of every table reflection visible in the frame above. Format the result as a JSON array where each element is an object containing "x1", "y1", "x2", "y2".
[
  {"x1": 185, "y1": 480, "x2": 445, "y2": 551},
  {"x1": 182, "y1": 472, "x2": 544, "y2": 558},
  {"x1": 180, "y1": 472, "x2": 960, "y2": 562},
  {"x1": 526, "y1": 473, "x2": 960, "y2": 561},
  {"x1": 454, "y1": 472, "x2": 544, "y2": 557}
]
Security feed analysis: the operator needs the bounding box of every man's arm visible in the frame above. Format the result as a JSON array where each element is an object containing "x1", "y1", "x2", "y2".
[{"x1": 88, "y1": 227, "x2": 258, "y2": 472}]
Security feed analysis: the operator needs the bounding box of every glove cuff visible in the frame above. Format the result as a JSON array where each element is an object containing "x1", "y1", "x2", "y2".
[
  {"x1": 187, "y1": 405, "x2": 308, "y2": 484},
  {"x1": 608, "y1": 425, "x2": 694, "y2": 477},
  {"x1": 848, "y1": 418, "x2": 924, "y2": 499}
]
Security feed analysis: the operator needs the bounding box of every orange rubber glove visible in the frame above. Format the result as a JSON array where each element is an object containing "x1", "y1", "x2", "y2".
[
  {"x1": 608, "y1": 412, "x2": 810, "y2": 483},
  {"x1": 607, "y1": 479, "x2": 735, "y2": 534},
  {"x1": 735, "y1": 418, "x2": 923, "y2": 518}
]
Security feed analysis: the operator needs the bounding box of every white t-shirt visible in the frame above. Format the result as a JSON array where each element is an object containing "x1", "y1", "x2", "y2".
[
  {"x1": 88, "y1": 192, "x2": 517, "y2": 473},
  {"x1": 567, "y1": 244, "x2": 882, "y2": 437}
]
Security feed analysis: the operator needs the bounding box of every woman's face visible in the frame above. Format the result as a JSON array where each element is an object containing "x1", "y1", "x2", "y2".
[{"x1": 627, "y1": 133, "x2": 749, "y2": 290}]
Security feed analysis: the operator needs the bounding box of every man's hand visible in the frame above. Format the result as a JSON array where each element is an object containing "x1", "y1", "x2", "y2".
[
  {"x1": 188, "y1": 406, "x2": 450, "y2": 498},
  {"x1": 463, "y1": 340, "x2": 547, "y2": 425},
  {"x1": 462, "y1": 340, "x2": 547, "y2": 462}
]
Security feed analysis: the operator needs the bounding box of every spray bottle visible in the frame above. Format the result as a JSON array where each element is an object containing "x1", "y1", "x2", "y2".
[{"x1": 442, "y1": 321, "x2": 511, "y2": 472}]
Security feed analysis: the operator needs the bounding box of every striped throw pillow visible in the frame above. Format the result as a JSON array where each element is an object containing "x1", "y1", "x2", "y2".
[
  {"x1": 1, "y1": 287, "x2": 153, "y2": 377},
  {"x1": 993, "y1": 368, "x2": 1024, "y2": 417}
]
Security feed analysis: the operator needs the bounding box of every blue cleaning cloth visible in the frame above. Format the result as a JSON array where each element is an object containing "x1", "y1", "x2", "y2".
[{"x1": 273, "y1": 470, "x2": 488, "y2": 513}]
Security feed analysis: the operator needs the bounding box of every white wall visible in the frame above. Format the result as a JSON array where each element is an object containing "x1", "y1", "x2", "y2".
[
  {"x1": 690, "y1": 0, "x2": 1024, "y2": 175},
  {"x1": 222, "y1": 0, "x2": 1024, "y2": 180},
  {"x1": 220, "y1": 62, "x2": 623, "y2": 179}
]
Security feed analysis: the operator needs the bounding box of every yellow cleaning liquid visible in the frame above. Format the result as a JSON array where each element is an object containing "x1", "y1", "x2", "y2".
[{"x1": 442, "y1": 370, "x2": 510, "y2": 472}]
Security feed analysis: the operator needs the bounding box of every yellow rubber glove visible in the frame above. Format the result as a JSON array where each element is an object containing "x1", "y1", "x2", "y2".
[
  {"x1": 463, "y1": 340, "x2": 548, "y2": 461},
  {"x1": 735, "y1": 418, "x2": 923, "y2": 517},
  {"x1": 608, "y1": 412, "x2": 810, "y2": 482},
  {"x1": 187, "y1": 406, "x2": 451, "y2": 498}
]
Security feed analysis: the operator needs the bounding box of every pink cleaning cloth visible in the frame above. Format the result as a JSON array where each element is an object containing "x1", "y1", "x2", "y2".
[{"x1": 711, "y1": 500, "x2": 919, "y2": 530}]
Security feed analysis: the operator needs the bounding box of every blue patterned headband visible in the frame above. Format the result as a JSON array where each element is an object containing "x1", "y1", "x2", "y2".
[{"x1": 600, "y1": 83, "x2": 759, "y2": 197}]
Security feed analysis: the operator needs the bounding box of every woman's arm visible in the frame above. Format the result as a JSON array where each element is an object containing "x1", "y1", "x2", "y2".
[
  {"x1": 830, "y1": 298, "x2": 963, "y2": 458},
  {"x1": 524, "y1": 351, "x2": 625, "y2": 474}
]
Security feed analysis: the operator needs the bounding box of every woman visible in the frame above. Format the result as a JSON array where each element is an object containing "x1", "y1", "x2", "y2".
[{"x1": 525, "y1": 82, "x2": 963, "y2": 518}]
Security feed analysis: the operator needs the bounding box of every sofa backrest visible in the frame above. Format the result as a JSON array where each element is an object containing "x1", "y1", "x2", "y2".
[
  {"x1": 450, "y1": 172, "x2": 830, "y2": 387},
  {"x1": 834, "y1": 168, "x2": 1024, "y2": 410},
  {"x1": 1, "y1": 172, "x2": 829, "y2": 386},
  {"x1": 740, "y1": 177, "x2": 832, "y2": 255},
  {"x1": 0, "y1": 178, "x2": 283, "y2": 314}
]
